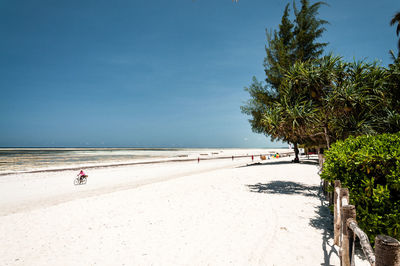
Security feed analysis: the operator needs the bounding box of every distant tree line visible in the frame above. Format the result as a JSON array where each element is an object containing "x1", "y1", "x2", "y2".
[{"x1": 241, "y1": 0, "x2": 400, "y2": 162}]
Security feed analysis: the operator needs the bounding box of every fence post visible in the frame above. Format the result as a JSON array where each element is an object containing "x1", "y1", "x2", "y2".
[
  {"x1": 375, "y1": 235, "x2": 400, "y2": 266},
  {"x1": 334, "y1": 180, "x2": 341, "y2": 245},
  {"x1": 322, "y1": 180, "x2": 328, "y2": 196},
  {"x1": 340, "y1": 188, "x2": 349, "y2": 206},
  {"x1": 318, "y1": 151, "x2": 325, "y2": 169},
  {"x1": 341, "y1": 205, "x2": 356, "y2": 266},
  {"x1": 348, "y1": 219, "x2": 376, "y2": 265},
  {"x1": 346, "y1": 218, "x2": 357, "y2": 266},
  {"x1": 327, "y1": 181, "x2": 335, "y2": 205},
  {"x1": 338, "y1": 187, "x2": 349, "y2": 249}
]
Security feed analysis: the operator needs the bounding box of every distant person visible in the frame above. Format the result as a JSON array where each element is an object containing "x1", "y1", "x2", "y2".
[{"x1": 77, "y1": 169, "x2": 87, "y2": 182}]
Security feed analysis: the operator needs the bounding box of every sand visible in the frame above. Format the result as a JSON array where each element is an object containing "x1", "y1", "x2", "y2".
[{"x1": 0, "y1": 153, "x2": 369, "y2": 265}]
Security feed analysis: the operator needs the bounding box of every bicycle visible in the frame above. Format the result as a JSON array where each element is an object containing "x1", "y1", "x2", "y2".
[{"x1": 74, "y1": 175, "x2": 88, "y2": 185}]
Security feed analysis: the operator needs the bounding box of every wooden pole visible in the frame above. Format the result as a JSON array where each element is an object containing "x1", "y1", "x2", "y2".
[
  {"x1": 338, "y1": 187, "x2": 349, "y2": 250},
  {"x1": 341, "y1": 204, "x2": 356, "y2": 266},
  {"x1": 334, "y1": 180, "x2": 341, "y2": 246},
  {"x1": 318, "y1": 152, "x2": 325, "y2": 169},
  {"x1": 328, "y1": 181, "x2": 335, "y2": 205},
  {"x1": 323, "y1": 180, "x2": 328, "y2": 196},
  {"x1": 347, "y1": 219, "x2": 376, "y2": 265},
  {"x1": 375, "y1": 235, "x2": 400, "y2": 266},
  {"x1": 340, "y1": 188, "x2": 349, "y2": 206}
]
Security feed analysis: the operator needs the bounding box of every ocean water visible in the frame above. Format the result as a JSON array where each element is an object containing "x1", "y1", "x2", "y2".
[
  {"x1": 0, "y1": 148, "x2": 198, "y2": 175},
  {"x1": 0, "y1": 148, "x2": 282, "y2": 175}
]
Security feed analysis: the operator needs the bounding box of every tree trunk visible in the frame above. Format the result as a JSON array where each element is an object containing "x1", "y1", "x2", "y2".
[
  {"x1": 324, "y1": 126, "x2": 330, "y2": 149},
  {"x1": 293, "y1": 142, "x2": 300, "y2": 163}
]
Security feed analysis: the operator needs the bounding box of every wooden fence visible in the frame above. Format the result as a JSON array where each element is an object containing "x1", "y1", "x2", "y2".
[{"x1": 333, "y1": 180, "x2": 400, "y2": 266}]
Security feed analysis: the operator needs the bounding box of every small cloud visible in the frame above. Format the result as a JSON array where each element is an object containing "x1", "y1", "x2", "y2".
[{"x1": 244, "y1": 138, "x2": 248, "y2": 141}]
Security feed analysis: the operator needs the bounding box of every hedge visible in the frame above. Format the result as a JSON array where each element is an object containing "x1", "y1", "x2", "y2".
[{"x1": 321, "y1": 133, "x2": 400, "y2": 244}]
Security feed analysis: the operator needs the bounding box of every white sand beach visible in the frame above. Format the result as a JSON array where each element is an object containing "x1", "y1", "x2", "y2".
[{"x1": 0, "y1": 153, "x2": 368, "y2": 265}]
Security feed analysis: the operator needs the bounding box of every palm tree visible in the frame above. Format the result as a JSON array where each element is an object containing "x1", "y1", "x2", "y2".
[
  {"x1": 390, "y1": 12, "x2": 400, "y2": 57},
  {"x1": 260, "y1": 94, "x2": 315, "y2": 163},
  {"x1": 279, "y1": 55, "x2": 342, "y2": 149}
]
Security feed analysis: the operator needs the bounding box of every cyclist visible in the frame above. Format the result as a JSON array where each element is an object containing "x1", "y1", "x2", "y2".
[{"x1": 77, "y1": 169, "x2": 87, "y2": 183}]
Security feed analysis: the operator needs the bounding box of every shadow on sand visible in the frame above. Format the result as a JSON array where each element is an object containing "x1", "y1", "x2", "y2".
[
  {"x1": 237, "y1": 158, "x2": 319, "y2": 168},
  {"x1": 237, "y1": 161, "x2": 292, "y2": 168},
  {"x1": 247, "y1": 180, "x2": 338, "y2": 265},
  {"x1": 309, "y1": 184, "x2": 339, "y2": 266},
  {"x1": 247, "y1": 181, "x2": 320, "y2": 198},
  {"x1": 299, "y1": 159, "x2": 320, "y2": 166}
]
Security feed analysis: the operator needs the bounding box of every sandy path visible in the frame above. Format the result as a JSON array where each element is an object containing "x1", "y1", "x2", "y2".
[{"x1": 0, "y1": 157, "x2": 368, "y2": 265}]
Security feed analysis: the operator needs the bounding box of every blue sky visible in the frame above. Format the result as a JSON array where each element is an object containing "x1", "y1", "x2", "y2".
[{"x1": 0, "y1": 0, "x2": 398, "y2": 148}]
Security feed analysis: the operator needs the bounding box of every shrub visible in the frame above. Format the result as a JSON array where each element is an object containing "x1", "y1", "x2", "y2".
[{"x1": 321, "y1": 133, "x2": 400, "y2": 243}]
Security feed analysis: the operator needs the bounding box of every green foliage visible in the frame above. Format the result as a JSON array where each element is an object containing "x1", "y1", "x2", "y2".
[
  {"x1": 263, "y1": 0, "x2": 327, "y2": 91},
  {"x1": 242, "y1": 0, "x2": 328, "y2": 161},
  {"x1": 241, "y1": 77, "x2": 278, "y2": 135},
  {"x1": 390, "y1": 12, "x2": 400, "y2": 57},
  {"x1": 264, "y1": 4, "x2": 295, "y2": 90},
  {"x1": 384, "y1": 57, "x2": 400, "y2": 132},
  {"x1": 244, "y1": 51, "x2": 400, "y2": 151},
  {"x1": 292, "y1": 0, "x2": 328, "y2": 61},
  {"x1": 321, "y1": 133, "x2": 400, "y2": 243},
  {"x1": 242, "y1": 2, "x2": 400, "y2": 165},
  {"x1": 324, "y1": 60, "x2": 392, "y2": 141}
]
